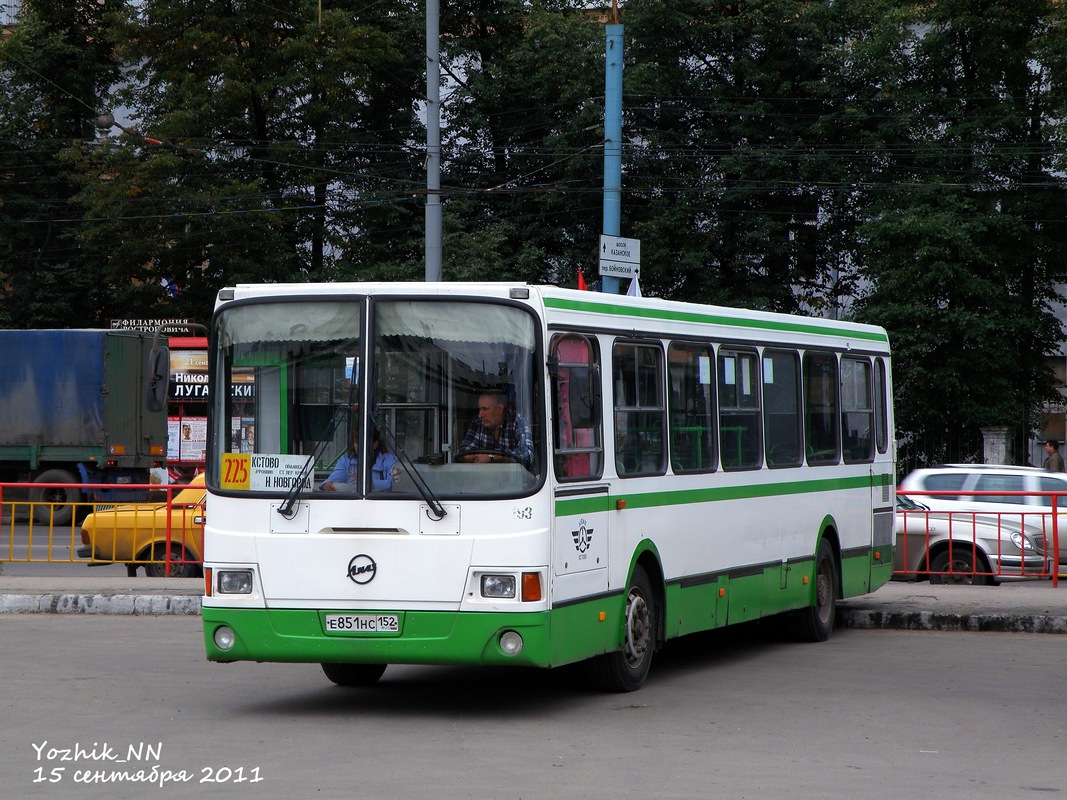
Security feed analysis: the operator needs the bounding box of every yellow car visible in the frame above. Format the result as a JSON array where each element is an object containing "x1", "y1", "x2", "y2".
[{"x1": 77, "y1": 475, "x2": 206, "y2": 578}]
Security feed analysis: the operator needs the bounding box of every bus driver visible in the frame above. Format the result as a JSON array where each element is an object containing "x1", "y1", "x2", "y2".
[{"x1": 456, "y1": 390, "x2": 533, "y2": 469}]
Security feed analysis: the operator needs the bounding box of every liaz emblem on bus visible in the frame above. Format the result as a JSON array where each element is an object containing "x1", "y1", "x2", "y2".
[{"x1": 347, "y1": 554, "x2": 377, "y2": 584}]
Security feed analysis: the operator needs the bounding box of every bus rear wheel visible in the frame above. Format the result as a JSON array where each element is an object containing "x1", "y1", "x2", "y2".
[
  {"x1": 789, "y1": 539, "x2": 838, "y2": 642},
  {"x1": 587, "y1": 565, "x2": 655, "y2": 692},
  {"x1": 321, "y1": 663, "x2": 387, "y2": 687}
]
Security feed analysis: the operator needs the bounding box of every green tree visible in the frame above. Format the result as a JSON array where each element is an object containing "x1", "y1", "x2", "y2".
[
  {"x1": 438, "y1": 1, "x2": 605, "y2": 286},
  {"x1": 0, "y1": 0, "x2": 124, "y2": 327},
  {"x1": 854, "y1": 0, "x2": 1067, "y2": 468},
  {"x1": 622, "y1": 0, "x2": 871, "y2": 310},
  {"x1": 61, "y1": 0, "x2": 426, "y2": 322}
]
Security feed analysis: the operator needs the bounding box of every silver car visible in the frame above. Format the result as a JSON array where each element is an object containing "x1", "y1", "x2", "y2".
[
  {"x1": 898, "y1": 465, "x2": 1067, "y2": 565},
  {"x1": 894, "y1": 494, "x2": 1050, "y2": 585}
]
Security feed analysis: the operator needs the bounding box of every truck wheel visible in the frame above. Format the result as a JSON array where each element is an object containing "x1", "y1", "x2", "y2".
[{"x1": 31, "y1": 469, "x2": 80, "y2": 525}]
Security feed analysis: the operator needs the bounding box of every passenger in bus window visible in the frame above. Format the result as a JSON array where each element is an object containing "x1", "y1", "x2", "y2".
[
  {"x1": 321, "y1": 428, "x2": 359, "y2": 491},
  {"x1": 322, "y1": 428, "x2": 398, "y2": 491},
  {"x1": 456, "y1": 390, "x2": 533, "y2": 469},
  {"x1": 369, "y1": 432, "x2": 400, "y2": 491}
]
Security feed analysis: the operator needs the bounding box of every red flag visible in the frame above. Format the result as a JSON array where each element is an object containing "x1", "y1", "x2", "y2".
[{"x1": 577, "y1": 269, "x2": 588, "y2": 291}]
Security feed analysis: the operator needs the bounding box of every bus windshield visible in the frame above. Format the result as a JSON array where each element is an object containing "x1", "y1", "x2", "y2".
[{"x1": 211, "y1": 297, "x2": 542, "y2": 497}]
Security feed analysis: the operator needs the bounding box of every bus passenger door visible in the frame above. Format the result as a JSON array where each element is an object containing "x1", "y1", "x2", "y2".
[
  {"x1": 553, "y1": 485, "x2": 609, "y2": 599},
  {"x1": 550, "y1": 334, "x2": 609, "y2": 600}
]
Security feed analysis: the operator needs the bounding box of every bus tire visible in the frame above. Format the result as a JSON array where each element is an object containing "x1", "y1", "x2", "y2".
[
  {"x1": 321, "y1": 663, "x2": 387, "y2": 687},
  {"x1": 30, "y1": 469, "x2": 80, "y2": 525},
  {"x1": 587, "y1": 565, "x2": 655, "y2": 692},
  {"x1": 789, "y1": 539, "x2": 838, "y2": 642}
]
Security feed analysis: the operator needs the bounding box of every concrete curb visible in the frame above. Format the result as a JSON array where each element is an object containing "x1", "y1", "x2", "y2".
[
  {"x1": 839, "y1": 609, "x2": 1067, "y2": 634},
  {"x1": 0, "y1": 593, "x2": 201, "y2": 615}
]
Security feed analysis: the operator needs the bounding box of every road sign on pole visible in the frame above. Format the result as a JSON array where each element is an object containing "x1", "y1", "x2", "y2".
[{"x1": 599, "y1": 235, "x2": 640, "y2": 279}]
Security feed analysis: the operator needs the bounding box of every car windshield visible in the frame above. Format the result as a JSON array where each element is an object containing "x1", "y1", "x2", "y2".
[{"x1": 896, "y1": 494, "x2": 927, "y2": 511}]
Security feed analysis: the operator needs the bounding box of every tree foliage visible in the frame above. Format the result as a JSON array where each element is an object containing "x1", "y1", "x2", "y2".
[
  {"x1": 2, "y1": 0, "x2": 1067, "y2": 465},
  {"x1": 852, "y1": 0, "x2": 1067, "y2": 467},
  {"x1": 0, "y1": 0, "x2": 124, "y2": 327}
]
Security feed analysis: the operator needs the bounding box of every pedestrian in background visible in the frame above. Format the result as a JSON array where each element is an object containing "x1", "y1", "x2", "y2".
[{"x1": 1043, "y1": 439, "x2": 1065, "y2": 472}]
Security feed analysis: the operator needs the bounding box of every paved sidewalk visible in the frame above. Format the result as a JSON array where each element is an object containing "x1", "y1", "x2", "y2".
[{"x1": 0, "y1": 574, "x2": 1065, "y2": 632}]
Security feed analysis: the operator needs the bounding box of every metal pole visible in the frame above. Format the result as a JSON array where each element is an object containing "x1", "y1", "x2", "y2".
[
  {"x1": 425, "y1": 0, "x2": 443, "y2": 281},
  {"x1": 601, "y1": 21, "x2": 623, "y2": 294}
]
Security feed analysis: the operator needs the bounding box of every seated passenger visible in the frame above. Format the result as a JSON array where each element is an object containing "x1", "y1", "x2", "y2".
[{"x1": 322, "y1": 428, "x2": 398, "y2": 491}]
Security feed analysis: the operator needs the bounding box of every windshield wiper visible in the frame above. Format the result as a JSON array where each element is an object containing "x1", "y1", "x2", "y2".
[
  {"x1": 277, "y1": 404, "x2": 350, "y2": 519},
  {"x1": 371, "y1": 407, "x2": 447, "y2": 520}
]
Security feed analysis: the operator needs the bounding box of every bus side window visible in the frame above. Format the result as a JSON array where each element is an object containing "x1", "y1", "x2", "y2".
[
  {"x1": 718, "y1": 349, "x2": 762, "y2": 470},
  {"x1": 763, "y1": 350, "x2": 802, "y2": 468},
  {"x1": 614, "y1": 341, "x2": 666, "y2": 477},
  {"x1": 841, "y1": 357, "x2": 874, "y2": 463},
  {"x1": 550, "y1": 335, "x2": 603, "y2": 480},
  {"x1": 874, "y1": 358, "x2": 889, "y2": 454},
  {"x1": 668, "y1": 342, "x2": 716, "y2": 473},
  {"x1": 804, "y1": 351, "x2": 840, "y2": 465}
]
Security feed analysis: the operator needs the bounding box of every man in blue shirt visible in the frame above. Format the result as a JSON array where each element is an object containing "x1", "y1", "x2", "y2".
[{"x1": 456, "y1": 390, "x2": 533, "y2": 469}]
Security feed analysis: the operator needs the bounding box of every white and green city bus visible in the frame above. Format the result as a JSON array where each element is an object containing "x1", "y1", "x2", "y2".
[{"x1": 201, "y1": 282, "x2": 894, "y2": 691}]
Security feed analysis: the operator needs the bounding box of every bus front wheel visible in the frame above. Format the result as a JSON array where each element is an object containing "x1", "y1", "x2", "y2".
[
  {"x1": 321, "y1": 663, "x2": 387, "y2": 687},
  {"x1": 587, "y1": 565, "x2": 655, "y2": 692}
]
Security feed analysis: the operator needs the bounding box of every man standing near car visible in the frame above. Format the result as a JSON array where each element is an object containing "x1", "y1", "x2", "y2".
[{"x1": 1043, "y1": 439, "x2": 1065, "y2": 472}]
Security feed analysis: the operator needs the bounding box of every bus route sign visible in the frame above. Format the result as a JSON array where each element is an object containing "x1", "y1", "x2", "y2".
[{"x1": 220, "y1": 453, "x2": 313, "y2": 492}]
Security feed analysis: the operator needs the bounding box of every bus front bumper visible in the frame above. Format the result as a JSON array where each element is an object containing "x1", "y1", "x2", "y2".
[{"x1": 203, "y1": 607, "x2": 557, "y2": 668}]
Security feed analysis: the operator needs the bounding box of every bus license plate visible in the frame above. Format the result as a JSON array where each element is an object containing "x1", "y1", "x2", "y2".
[{"x1": 324, "y1": 613, "x2": 400, "y2": 633}]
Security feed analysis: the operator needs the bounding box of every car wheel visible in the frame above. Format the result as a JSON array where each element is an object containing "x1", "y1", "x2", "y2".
[
  {"x1": 929, "y1": 548, "x2": 993, "y2": 586},
  {"x1": 141, "y1": 545, "x2": 202, "y2": 578},
  {"x1": 321, "y1": 663, "x2": 387, "y2": 686}
]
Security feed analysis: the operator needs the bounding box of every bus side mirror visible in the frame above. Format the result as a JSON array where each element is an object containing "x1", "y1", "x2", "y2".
[{"x1": 145, "y1": 345, "x2": 170, "y2": 412}]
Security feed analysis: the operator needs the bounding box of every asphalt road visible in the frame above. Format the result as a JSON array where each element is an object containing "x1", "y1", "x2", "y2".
[{"x1": 2, "y1": 615, "x2": 1063, "y2": 800}]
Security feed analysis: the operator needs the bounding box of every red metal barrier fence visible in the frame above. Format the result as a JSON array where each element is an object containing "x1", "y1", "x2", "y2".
[
  {"x1": 896, "y1": 489, "x2": 1062, "y2": 588},
  {"x1": 3, "y1": 480, "x2": 1062, "y2": 587},
  {"x1": 0, "y1": 480, "x2": 205, "y2": 578}
]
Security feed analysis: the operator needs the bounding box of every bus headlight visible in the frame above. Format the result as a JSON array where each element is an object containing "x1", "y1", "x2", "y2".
[
  {"x1": 217, "y1": 570, "x2": 254, "y2": 594},
  {"x1": 481, "y1": 574, "x2": 516, "y2": 599}
]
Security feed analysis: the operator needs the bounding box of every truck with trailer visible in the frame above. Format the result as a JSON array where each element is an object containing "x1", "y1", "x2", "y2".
[{"x1": 0, "y1": 329, "x2": 168, "y2": 524}]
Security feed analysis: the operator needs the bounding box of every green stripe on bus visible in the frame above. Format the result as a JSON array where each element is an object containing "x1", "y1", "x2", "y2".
[
  {"x1": 542, "y1": 296, "x2": 889, "y2": 343},
  {"x1": 555, "y1": 473, "x2": 891, "y2": 516}
]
